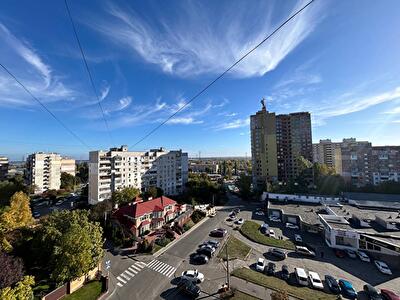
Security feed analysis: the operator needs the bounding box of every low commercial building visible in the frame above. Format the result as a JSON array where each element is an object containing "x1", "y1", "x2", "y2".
[
  {"x1": 113, "y1": 196, "x2": 186, "y2": 236},
  {"x1": 189, "y1": 162, "x2": 219, "y2": 174},
  {"x1": 0, "y1": 156, "x2": 9, "y2": 180}
]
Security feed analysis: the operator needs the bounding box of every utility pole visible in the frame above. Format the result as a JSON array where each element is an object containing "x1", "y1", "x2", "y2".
[{"x1": 226, "y1": 239, "x2": 230, "y2": 289}]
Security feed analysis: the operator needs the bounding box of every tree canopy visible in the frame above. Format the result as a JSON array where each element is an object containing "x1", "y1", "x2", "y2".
[
  {"x1": 33, "y1": 210, "x2": 103, "y2": 283},
  {"x1": 76, "y1": 162, "x2": 88, "y2": 183},
  {"x1": 60, "y1": 172, "x2": 77, "y2": 191},
  {"x1": 0, "y1": 192, "x2": 33, "y2": 234},
  {"x1": 112, "y1": 187, "x2": 140, "y2": 206},
  {"x1": 0, "y1": 252, "x2": 25, "y2": 289},
  {"x1": 0, "y1": 275, "x2": 35, "y2": 300},
  {"x1": 235, "y1": 174, "x2": 252, "y2": 199},
  {"x1": 0, "y1": 175, "x2": 29, "y2": 208}
]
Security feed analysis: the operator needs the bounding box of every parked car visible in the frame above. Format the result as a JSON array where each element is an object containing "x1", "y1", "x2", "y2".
[
  {"x1": 356, "y1": 250, "x2": 370, "y2": 262},
  {"x1": 55, "y1": 200, "x2": 63, "y2": 206},
  {"x1": 269, "y1": 216, "x2": 281, "y2": 222},
  {"x1": 308, "y1": 271, "x2": 324, "y2": 290},
  {"x1": 363, "y1": 284, "x2": 383, "y2": 300},
  {"x1": 295, "y1": 246, "x2": 315, "y2": 257},
  {"x1": 334, "y1": 249, "x2": 346, "y2": 258},
  {"x1": 209, "y1": 212, "x2": 216, "y2": 217},
  {"x1": 294, "y1": 267, "x2": 309, "y2": 286},
  {"x1": 281, "y1": 265, "x2": 290, "y2": 281},
  {"x1": 294, "y1": 234, "x2": 302, "y2": 243},
  {"x1": 255, "y1": 211, "x2": 265, "y2": 216},
  {"x1": 286, "y1": 223, "x2": 299, "y2": 230},
  {"x1": 199, "y1": 244, "x2": 216, "y2": 253},
  {"x1": 256, "y1": 258, "x2": 266, "y2": 272},
  {"x1": 177, "y1": 278, "x2": 201, "y2": 298},
  {"x1": 325, "y1": 275, "x2": 341, "y2": 294},
  {"x1": 33, "y1": 212, "x2": 41, "y2": 218},
  {"x1": 260, "y1": 223, "x2": 269, "y2": 234},
  {"x1": 338, "y1": 279, "x2": 357, "y2": 300},
  {"x1": 191, "y1": 254, "x2": 209, "y2": 265},
  {"x1": 345, "y1": 249, "x2": 357, "y2": 259},
  {"x1": 181, "y1": 270, "x2": 204, "y2": 283},
  {"x1": 381, "y1": 289, "x2": 400, "y2": 300},
  {"x1": 374, "y1": 260, "x2": 392, "y2": 275},
  {"x1": 196, "y1": 247, "x2": 213, "y2": 258},
  {"x1": 268, "y1": 229, "x2": 276, "y2": 239},
  {"x1": 235, "y1": 218, "x2": 244, "y2": 225},
  {"x1": 233, "y1": 208, "x2": 240, "y2": 214},
  {"x1": 209, "y1": 228, "x2": 227, "y2": 237},
  {"x1": 265, "y1": 262, "x2": 276, "y2": 276},
  {"x1": 204, "y1": 240, "x2": 220, "y2": 248},
  {"x1": 268, "y1": 248, "x2": 287, "y2": 260}
]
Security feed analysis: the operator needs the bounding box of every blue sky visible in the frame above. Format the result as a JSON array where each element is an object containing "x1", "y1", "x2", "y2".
[{"x1": 1, "y1": 0, "x2": 400, "y2": 160}]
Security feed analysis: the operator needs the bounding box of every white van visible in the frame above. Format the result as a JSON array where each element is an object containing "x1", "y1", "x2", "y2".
[{"x1": 294, "y1": 267, "x2": 308, "y2": 286}]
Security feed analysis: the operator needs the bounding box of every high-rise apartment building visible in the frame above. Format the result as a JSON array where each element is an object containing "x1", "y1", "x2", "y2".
[
  {"x1": 250, "y1": 100, "x2": 312, "y2": 189},
  {"x1": 250, "y1": 100, "x2": 278, "y2": 190},
  {"x1": 27, "y1": 153, "x2": 62, "y2": 193},
  {"x1": 0, "y1": 156, "x2": 9, "y2": 180},
  {"x1": 60, "y1": 158, "x2": 76, "y2": 176},
  {"x1": 371, "y1": 146, "x2": 400, "y2": 185},
  {"x1": 88, "y1": 146, "x2": 188, "y2": 205},
  {"x1": 312, "y1": 139, "x2": 342, "y2": 173}
]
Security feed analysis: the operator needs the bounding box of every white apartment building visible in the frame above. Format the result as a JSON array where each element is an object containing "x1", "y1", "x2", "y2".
[
  {"x1": 0, "y1": 156, "x2": 9, "y2": 180},
  {"x1": 60, "y1": 157, "x2": 76, "y2": 176},
  {"x1": 88, "y1": 145, "x2": 188, "y2": 205},
  {"x1": 27, "y1": 153, "x2": 62, "y2": 193}
]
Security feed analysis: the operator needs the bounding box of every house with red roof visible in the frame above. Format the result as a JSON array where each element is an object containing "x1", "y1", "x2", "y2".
[{"x1": 114, "y1": 196, "x2": 187, "y2": 236}]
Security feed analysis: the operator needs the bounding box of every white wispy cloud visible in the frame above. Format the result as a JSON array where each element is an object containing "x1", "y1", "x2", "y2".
[
  {"x1": 88, "y1": 1, "x2": 324, "y2": 78},
  {"x1": 167, "y1": 117, "x2": 203, "y2": 125},
  {"x1": 0, "y1": 22, "x2": 76, "y2": 107},
  {"x1": 99, "y1": 85, "x2": 110, "y2": 101},
  {"x1": 214, "y1": 118, "x2": 250, "y2": 131},
  {"x1": 382, "y1": 106, "x2": 400, "y2": 114}
]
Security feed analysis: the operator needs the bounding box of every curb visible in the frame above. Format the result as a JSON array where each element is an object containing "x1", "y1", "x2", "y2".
[{"x1": 153, "y1": 216, "x2": 210, "y2": 257}]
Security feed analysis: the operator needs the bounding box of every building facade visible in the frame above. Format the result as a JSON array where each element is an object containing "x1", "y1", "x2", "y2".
[
  {"x1": 0, "y1": 156, "x2": 9, "y2": 180},
  {"x1": 250, "y1": 100, "x2": 312, "y2": 189},
  {"x1": 89, "y1": 146, "x2": 188, "y2": 205},
  {"x1": 27, "y1": 153, "x2": 62, "y2": 193},
  {"x1": 370, "y1": 146, "x2": 400, "y2": 185},
  {"x1": 60, "y1": 158, "x2": 76, "y2": 176},
  {"x1": 312, "y1": 139, "x2": 342, "y2": 173},
  {"x1": 189, "y1": 162, "x2": 219, "y2": 174}
]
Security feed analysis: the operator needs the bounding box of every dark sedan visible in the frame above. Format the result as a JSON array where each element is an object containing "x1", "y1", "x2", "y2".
[
  {"x1": 209, "y1": 228, "x2": 227, "y2": 237},
  {"x1": 177, "y1": 279, "x2": 201, "y2": 298},
  {"x1": 265, "y1": 262, "x2": 276, "y2": 276},
  {"x1": 325, "y1": 275, "x2": 341, "y2": 294},
  {"x1": 363, "y1": 284, "x2": 383, "y2": 300},
  {"x1": 281, "y1": 265, "x2": 290, "y2": 281},
  {"x1": 335, "y1": 249, "x2": 346, "y2": 258},
  {"x1": 191, "y1": 254, "x2": 209, "y2": 265}
]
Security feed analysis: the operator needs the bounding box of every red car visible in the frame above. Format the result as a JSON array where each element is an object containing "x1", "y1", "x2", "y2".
[
  {"x1": 381, "y1": 289, "x2": 400, "y2": 300},
  {"x1": 334, "y1": 249, "x2": 346, "y2": 258}
]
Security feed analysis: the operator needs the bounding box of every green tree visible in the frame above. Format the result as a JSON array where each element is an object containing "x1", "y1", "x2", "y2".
[
  {"x1": 0, "y1": 179, "x2": 27, "y2": 208},
  {"x1": 112, "y1": 187, "x2": 140, "y2": 206},
  {"x1": 0, "y1": 192, "x2": 33, "y2": 233},
  {"x1": 76, "y1": 162, "x2": 88, "y2": 183},
  {"x1": 60, "y1": 172, "x2": 76, "y2": 191},
  {"x1": 89, "y1": 199, "x2": 113, "y2": 223},
  {"x1": 0, "y1": 275, "x2": 35, "y2": 300},
  {"x1": 235, "y1": 174, "x2": 252, "y2": 199},
  {"x1": 33, "y1": 210, "x2": 103, "y2": 284},
  {"x1": 144, "y1": 186, "x2": 163, "y2": 199}
]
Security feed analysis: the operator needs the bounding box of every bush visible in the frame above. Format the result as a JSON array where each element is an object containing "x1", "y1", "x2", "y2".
[
  {"x1": 155, "y1": 237, "x2": 171, "y2": 247},
  {"x1": 166, "y1": 229, "x2": 175, "y2": 239},
  {"x1": 191, "y1": 210, "x2": 206, "y2": 223},
  {"x1": 138, "y1": 239, "x2": 153, "y2": 253}
]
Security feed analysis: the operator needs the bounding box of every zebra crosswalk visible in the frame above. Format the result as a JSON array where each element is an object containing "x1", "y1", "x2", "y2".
[
  {"x1": 116, "y1": 261, "x2": 147, "y2": 287},
  {"x1": 146, "y1": 259, "x2": 176, "y2": 278}
]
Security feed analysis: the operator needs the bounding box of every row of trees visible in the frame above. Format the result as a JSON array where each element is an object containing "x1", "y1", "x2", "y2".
[{"x1": 181, "y1": 173, "x2": 227, "y2": 205}]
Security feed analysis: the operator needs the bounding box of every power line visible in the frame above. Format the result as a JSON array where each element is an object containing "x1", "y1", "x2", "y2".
[
  {"x1": 130, "y1": 0, "x2": 315, "y2": 149},
  {"x1": 0, "y1": 63, "x2": 91, "y2": 150},
  {"x1": 64, "y1": 0, "x2": 113, "y2": 145}
]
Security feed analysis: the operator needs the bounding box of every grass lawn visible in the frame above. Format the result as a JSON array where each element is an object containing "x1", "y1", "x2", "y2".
[
  {"x1": 151, "y1": 243, "x2": 163, "y2": 254},
  {"x1": 63, "y1": 280, "x2": 102, "y2": 300},
  {"x1": 232, "y1": 268, "x2": 337, "y2": 300},
  {"x1": 230, "y1": 290, "x2": 261, "y2": 300},
  {"x1": 240, "y1": 221, "x2": 295, "y2": 250},
  {"x1": 218, "y1": 236, "x2": 251, "y2": 260}
]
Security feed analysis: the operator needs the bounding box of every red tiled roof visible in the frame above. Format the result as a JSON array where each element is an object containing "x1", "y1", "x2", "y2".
[
  {"x1": 140, "y1": 220, "x2": 150, "y2": 226},
  {"x1": 114, "y1": 196, "x2": 177, "y2": 218}
]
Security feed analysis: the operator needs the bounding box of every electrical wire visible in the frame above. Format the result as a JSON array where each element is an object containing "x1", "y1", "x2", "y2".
[
  {"x1": 0, "y1": 62, "x2": 91, "y2": 150},
  {"x1": 64, "y1": 0, "x2": 113, "y2": 145},
  {"x1": 130, "y1": 0, "x2": 315, "y2": 149}
]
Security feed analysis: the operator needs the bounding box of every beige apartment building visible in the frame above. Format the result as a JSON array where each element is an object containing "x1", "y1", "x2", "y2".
[
  {"x1": 0, "y1": 156, "x2": 9, "y2": 180},
  {"x1": 61, "y1": 157, "x2": 76, "y2": 176},
  {"x1": 27, "y1": 153, "x2": 62, "y2": 193},
  {"x1": 88, "y1": 145, "x2": 188, "y2": 205}
]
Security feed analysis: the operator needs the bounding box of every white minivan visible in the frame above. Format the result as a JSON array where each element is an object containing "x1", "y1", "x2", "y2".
[{"x1": 294, "y1": 267, "x2": 308, "y2": 286}]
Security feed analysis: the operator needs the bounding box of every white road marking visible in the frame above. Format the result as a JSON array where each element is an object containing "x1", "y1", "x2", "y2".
[
  {"x1": 161, "y1": 265, "x2": 173, "y2": 275},
  {"x1": 151, "y1": 260, "x2": 163, "y2": 270},
  {"x1": 128, "y1": 266, "x2": 138, "y2": 274},
  {"x1": 166, "y1": 268, "x2": 176, "y2": 278},
  {"x1": 117, "y1": 276, "x2": 127, "y2": 284},
  {"x1": 125, "y1": 270, "x2": 135, "y2": 277},
  {"x1": 147, "y1": 260, "x2": 156, "y2": 268},
  {"x1": 117, "y1": 282, "x2": 123, "y2": 287},
  {"x1": 131, "y1": 264, "x2": 142, "y2": 272},
  {"x1": 121, "y1": 273, "x2": 131, "y2": 280},
  {"x1": 137, "y1": 261, "x2": 147, "y2": 267},
  {"x1": 157, "y1": 263, "x2": 169, "y2": 274}
]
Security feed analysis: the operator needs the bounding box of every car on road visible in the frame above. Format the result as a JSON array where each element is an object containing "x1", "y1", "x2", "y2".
[
  {"x1": 255, "y1": 211, "x2": 265, "y2": 216},
  {"x1": 286, "y1": 223, "x2": 299, "y2": 230},
  {"x1": 363, "y1": 284, "x2": 383, "y2": 300},
  {"x1": 55, "y1": 200, "x2": 63, "y2": 206},
  {"x1": 269, "y1": 216, "x2": 281, "y2": 222},
  {"x1": 256, "y1": 258, "x2": 265, "y2": 272},
  {"x1": 268, "y1": 248, "x2": 287, "y2": 260},
  {"x1": 294, "y1": 234, "x2": 302, "y2": 243},
  {"x1": 33, "y1": 212, "x2": 41, "y2": 218},
  {"x1": 356, "y1": 250, "x2": 370, "y2": 262},
  {"x1": 265, "y1": 262, "x2": 276, "y2": 276},
  {"x1": 281, "y1": 265, "x2": 290, "y2": 281},
  {"x1": 268, "y1": 229, "x2": 276, "y2": 239},
  {"x1": 325, "y1": 275, "x2": 341, "y2": 294},
  {"x1": 295, "y1": 246, "x2": 315, "y2": 257},
  {"x1": 235, "y1": 218, "x2": 244, "y2": 225},
  {"x1": 177, "y1": 278, "x2": 201, "y2": 298},
  {"x1": 374, "y1": 260, "x2": 392, "y2": 275},
  {"x1": 294, "y1": 267, "x2": 309, "y2": 286},
  {"x1": 338, "y1": 279, "x2": 357, "y2": 300},
  {"x1": 345, "y1": 249, "x2": 357, "y2": 259},
  {"x1": 181, "y1": 270, "x2": 204, "y2": 283},
  {"x1": 380, "y1": 289, "x2": 400, "y2": 300},
  {"x1": 196, "y1": 247, "x2": 213, "y2": 258},
  {"x1": 204, "y1": 240, "x2": 220, "y2": 248},
  {"x1": 334, "y1": 249, "x2": 346, "y2": 258},
  {"x1": 199, "y1": 244, "x2": 216, "y2": 253},
  {"x1": 308, "y1": 271, "x2": 324, "y2": 290},
  {"x1": 209, "y1": 228, "x2": 227, "y2": 237},
  {"x1": 191, "y1": 254, "x2": 209, "y2": 265},
  {"x1": 209, "y1": 212, "x2": 216, "y2": 217},
  {"x1": 233, "y1": 208, "x2": 240, "y2": 214}
]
